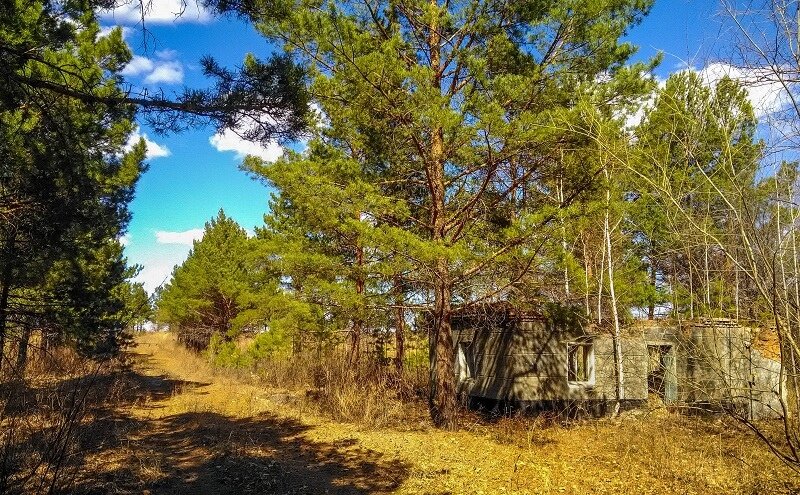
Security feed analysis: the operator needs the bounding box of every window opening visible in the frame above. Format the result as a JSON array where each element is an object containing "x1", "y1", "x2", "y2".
[
  {"x1": 456, "y1": 341, "x2": 475, "y2": 380},
  {"x1": 568, "y1": 342, "x2": 593, "y2": 384}
]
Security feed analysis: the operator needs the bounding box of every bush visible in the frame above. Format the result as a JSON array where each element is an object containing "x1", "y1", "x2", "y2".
[
  {"x1": 200, "y1": 331, "x2": 429, "y2": 427},
  {"x1": 0, "y1": 347, "x2": 125, "y2": 494}
]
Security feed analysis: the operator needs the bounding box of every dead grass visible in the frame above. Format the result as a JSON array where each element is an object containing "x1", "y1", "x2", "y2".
[
  {"x1": 110, "y1": 331, "x2": 800, "y2": 495},
  {"x1": 8, "y1": 332, "x2": 793, "y2": 493},
  {"x1": 200, "y1": 334, "x2": 430, "y2": 429},
  {"x1": 0, "y1": 346, "x2": 130, "y2": 494}
]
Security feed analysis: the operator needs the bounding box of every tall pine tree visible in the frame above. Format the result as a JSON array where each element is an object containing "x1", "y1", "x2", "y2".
[{"x1": 213, "y1": 0, "x2": 657, "y2": 428}]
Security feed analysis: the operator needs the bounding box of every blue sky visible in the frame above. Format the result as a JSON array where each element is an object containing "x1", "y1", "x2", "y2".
[{"x1": 99, "y1": 0, "x2": 747, "y2": 293}]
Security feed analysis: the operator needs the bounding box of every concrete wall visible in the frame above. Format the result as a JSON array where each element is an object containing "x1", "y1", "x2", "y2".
[{"x1": 453, "y1": 314, "x2": 784, "y2": 418}]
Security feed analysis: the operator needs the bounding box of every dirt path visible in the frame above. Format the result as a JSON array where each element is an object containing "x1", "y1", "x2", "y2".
[
  {"x1": 75, "y1": 333, "x2": 411, "y2": 494},
  {"x1": 74, "y1": 332, "x2": 797, "y2": 495}
]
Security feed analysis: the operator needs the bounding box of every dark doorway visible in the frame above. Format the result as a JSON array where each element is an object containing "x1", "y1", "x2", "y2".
[{"x1": 648, "y1": 345, "x2": 676, "y2": 404}]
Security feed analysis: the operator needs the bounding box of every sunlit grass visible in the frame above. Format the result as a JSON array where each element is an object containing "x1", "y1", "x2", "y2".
[{"x1": 130, "y1": 331, "x2": 799, "y2": 494}]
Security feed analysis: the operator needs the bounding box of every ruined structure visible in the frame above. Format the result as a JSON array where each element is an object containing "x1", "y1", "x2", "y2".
[{"x1": 452, "y1": 305, "x2": 783, "y2": 418}]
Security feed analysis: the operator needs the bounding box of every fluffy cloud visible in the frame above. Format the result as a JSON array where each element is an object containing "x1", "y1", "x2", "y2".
[
  {"x1": 134, "y1": 259, "x2": 176, "y2": 294},
  {"x1": 120, "y1": 55, "x2": 154, "y2": 76},
  {"x1": 132, "y1": 248, "x2": 191, "y2": 294},
  {"x1": 155, "y1": 229, "x2": 204, "y2": 246},
  {"x1": 624, "y1": 63, "x2": 795, "y2": 131},
  {"x1": 209, "y1": 129, "x2": 283, "y2": 161},
  {"x1": 125, "y1": 127, "x2": 171, "y2": 159},
  {"x1": 129, "y1": 230, "x2": 204, "y2": 294},
  {"x1": 144, "y1": 60, "x2": 183, "y2": 84},
  {"x1": 100, "y1": 0, "x2": 211, "y2": 25},
  {"x1": 119, "y1": 234, "x2": 132, "y2": 247},
  {"x1": 154, "y1": 48, "x2": 178, "y2": 59},
  {"x1": 121, "y1": 50, "x2": 184, "y2": 85},
  {"x1": 622, "y1": 76, "x2": 665, "y2": 130},
  {"x1": 695, "y1": 62, "x2": 794, "y2": 119}
]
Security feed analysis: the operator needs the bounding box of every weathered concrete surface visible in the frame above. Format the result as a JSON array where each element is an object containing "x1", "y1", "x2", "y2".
[{"x1": 453, "y1": 311, "x2": 784, "y2": 419}]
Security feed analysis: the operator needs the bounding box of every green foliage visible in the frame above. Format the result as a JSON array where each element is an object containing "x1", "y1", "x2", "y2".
[
  {"x1": 116, "y1": 280, "x2": 154, "y2": 330},
  {"x1": 157, "y1": 210, "x2": 254, "y2": 351},
  {"x1": 207, "y1": 328, "x2": 293, "y2": 369},
  {"x1": 215, "y1": 0, "x2": 659, "y2": 426},
  {"x1": 207, "y1": 333, "x2": 251, "y2": 368},
  {"x1": 632, "y1": 71, "x2": 763, "y2": 319},
  {"x1": 1, "y1": 1, "x2": 310, "y2": 143},
  {"x1": 0, "y1": 5, "x2": 147, "y2": 360}
]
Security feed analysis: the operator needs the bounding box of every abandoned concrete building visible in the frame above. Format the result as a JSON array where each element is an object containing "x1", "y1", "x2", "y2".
[{"x1": 452, "y1": 305, "x2": 783, "y2": 418}]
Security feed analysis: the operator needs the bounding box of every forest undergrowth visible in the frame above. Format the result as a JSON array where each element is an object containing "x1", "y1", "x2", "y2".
[
  {"x1": 2, "y1": 332, "x2": 798, "y2": 494},
  {"x1": 116, "y1": 333, "x2": 800, "y2": 494}
]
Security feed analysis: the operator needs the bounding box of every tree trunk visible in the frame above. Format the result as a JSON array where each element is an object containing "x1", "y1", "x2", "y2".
[
  {"x1": 648, "y1": 243, "x2": 656, "y2": 320},
  {"x1": 0, "y1": 236, "x2": 15, "y2": 369},
  {"x1": 688, "y1": 248, "x2": 694, "y2": 319},
  {"x1": 428, "y1": 136, "x2": 456, "y2": 428},
  {"x1": 393, "y1": 276, "x2": 405, "y2": 373},
  {"x1": 426, "y1": 0, "x2": 456, "y2": 430},
  {"x1": 582, "y1": 237, "x2": 591, "y2": 318},
  {"x1": 429, "y1": 261, "x2": 456, "y2": 429},
  {"x1": 604, "y1": 169, "x2": 625, "y2": 415},
  {"x1": 15, "y1": 326, "x2": 30, "y2": 374},
  {"x1": 349, "y1": 244, "x2": 365, "y2": 365},
  {"x1": 704, "y1": 244, "x2": 711, "y2": 313},
  {"x1": 557, "y1": 174, "x2": 570, "y2": 297},
  {"x1": 597, "y1": 226, "x2": 605, "y2": 325},
  {"x1": 735, "y1": 263, "x2": 740, "y2": 321}
]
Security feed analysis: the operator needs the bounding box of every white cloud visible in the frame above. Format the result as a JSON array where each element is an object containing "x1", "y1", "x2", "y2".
[
  {"x1": 144, "y1": 60, "x2": 183, "y2": 84},
  {"x1": 132, "y1": 249, "x2": 190, "y2": 294},
  {"x1": 155, "y1": 229, "x2": 204, "y2": 246},
  {"x1": 100, "y1": 0, "x2": 211, "y2": 25},
  {"x1": 622, "y1": 76, "x2": 665, "y2": 131},
  {"x1": 128, "y1": 234, "x2": 201, "y2": 294},
  {"x1": 120, "y1": 55, "x2": 154, "y2": 76},
  {"x1": 134, "y1": 261, "x2": 174, "y2": 294},
  {"x1": 209, "y1": 129, "x2": 283, "y2": 161},
  {"x1": 155, "y1": 48, "x2": 178, "y2": 60},
  {"x1": 625, "y1": 63, "x2": 795, "y2": 131},
  {"x1": 119, "y1": 48, "x2": 184, "y2": 86},
  {"x1": 695, "y1": 62, "x2": 794, "y2": 119},
  {"x1": 119, "y1": 234, "x2": 132, "y2": 247},
  {"x1": 125, "y1": 127, "x2": 171, "y2": 159},
  {"x1": 121, "y1": 51, "x2": 184, "y2": 85}
]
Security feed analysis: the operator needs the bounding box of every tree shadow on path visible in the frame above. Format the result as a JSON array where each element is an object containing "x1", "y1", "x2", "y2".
[{"x1": 63, "y1": 365, "x2": 411, "y2": 494}]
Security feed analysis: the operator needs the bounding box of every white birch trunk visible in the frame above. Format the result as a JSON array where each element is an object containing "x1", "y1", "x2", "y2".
[{"x1": 604, "y1": 168, "x2": 624, "y2": 415}]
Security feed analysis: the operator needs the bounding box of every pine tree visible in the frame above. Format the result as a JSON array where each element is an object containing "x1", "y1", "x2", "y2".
[
  {"x1": 214, "y1": 0, "x2": 657, "y2": 428},
  {"x1": 156, "y1": 211, "x2": 252, "y2": 351},
  {"x1": 0, "y1": 15, "x2": 147, "y2": 369},
  {"x1": 0, "y1": 1, "x2": 309, "y2": 143},
  {"x1": 243, "y1": 135, "x2": 410, "y2": 362}
]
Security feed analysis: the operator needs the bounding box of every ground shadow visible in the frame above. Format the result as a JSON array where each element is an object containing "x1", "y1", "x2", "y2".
[
  {"x1": 67, "y1": 408, "x2": 409, "y2": 495},
  {"x1": 38, "y1": 359, "x2": 412, "y2": 494},
  {"x1": 4, "y1": 339, "x2": 414, "y2": 495},
  {"x1": 1, "y1": 351, "x2": 209, "y2": 419}
]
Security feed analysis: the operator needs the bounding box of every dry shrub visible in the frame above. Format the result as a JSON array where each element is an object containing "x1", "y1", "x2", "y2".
[
  {"x1": 0, "y1": 347, "x2": 124, "y2": 494},
  {"x1": 246, "y1": 348, "x2": 429, "y2": 428},
  {"x1": 470, "y1": 412, "x2": 563, "y2": 448},
  {"x1": 171, "y1": 326, "x2": 431, "y2": 428},
  {"x1": 253, "y1": 351, "x2": 317, "y2": 390},
  {"x1": 308, "y1": 352, "x2": 406, "y2": 427}
]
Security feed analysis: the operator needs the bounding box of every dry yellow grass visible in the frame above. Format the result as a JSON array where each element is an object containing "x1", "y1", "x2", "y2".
[{"x1": 72, "y1": 332, "x2": 800, "y2": 494}]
